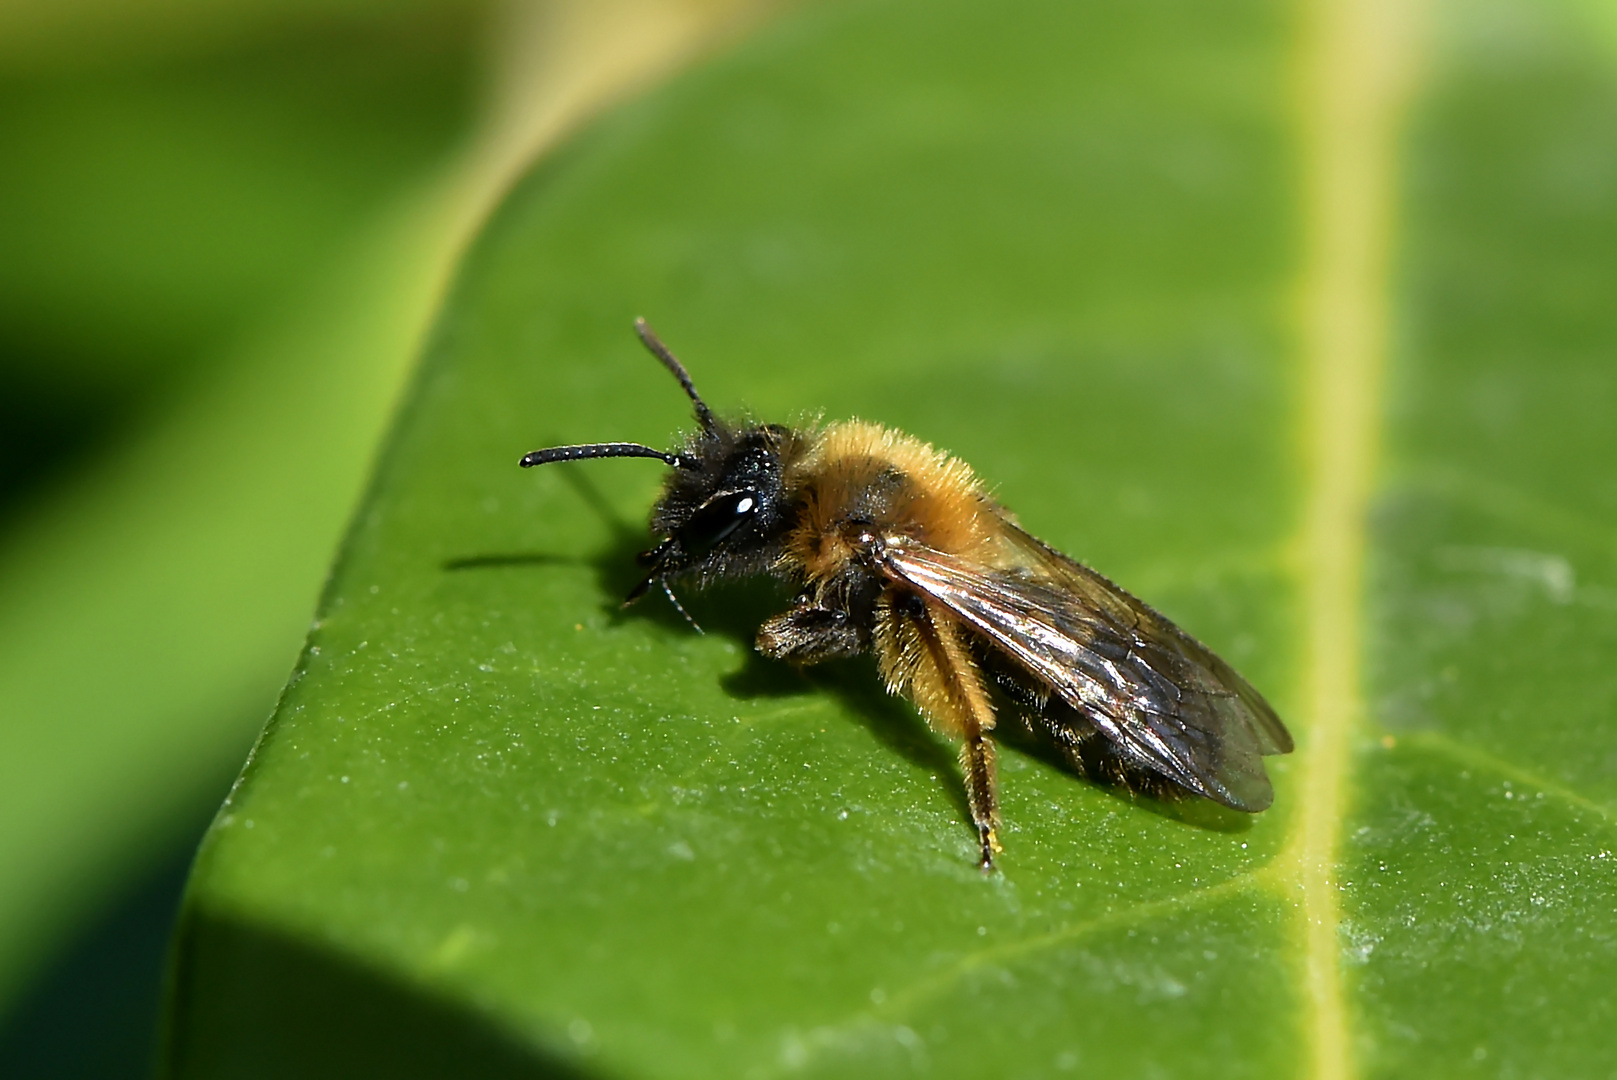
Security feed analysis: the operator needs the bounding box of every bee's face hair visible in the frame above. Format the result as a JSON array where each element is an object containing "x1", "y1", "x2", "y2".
[{"x1": 641, "y1": 421, "x2": 798, "y2": 590}]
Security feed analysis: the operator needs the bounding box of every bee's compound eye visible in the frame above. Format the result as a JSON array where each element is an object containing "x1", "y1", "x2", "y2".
[{"x1": 677, "y1": 489, "x2": 762, "y2": 559}]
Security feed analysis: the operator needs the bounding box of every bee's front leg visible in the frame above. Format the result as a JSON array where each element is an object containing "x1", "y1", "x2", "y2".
[{"x1": 756, "y1": 597, "x2": 869, "y2": 664}]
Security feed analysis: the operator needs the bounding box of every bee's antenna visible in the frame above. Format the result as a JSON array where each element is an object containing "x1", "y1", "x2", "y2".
[
  {"x1": 519, "y1": 442, "x2": 688, "y2": 469},
  {"x1": 634, "y1": 317, "x2": 716, "y2": 432},
  {"x1": 659, "y1": 580, "x2": 704, "y2": 634},
  {"x1": 621, "y1": 567, "x2": 703, "y2": 634}
]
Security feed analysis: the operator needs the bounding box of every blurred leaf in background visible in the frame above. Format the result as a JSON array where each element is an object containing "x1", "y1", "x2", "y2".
[
  {"x1": 0, "y1": 0, "x2": 485, "y2": 520},
  {"x1": 0, "y1": 2, "x2": 492, "y2": 1071}
]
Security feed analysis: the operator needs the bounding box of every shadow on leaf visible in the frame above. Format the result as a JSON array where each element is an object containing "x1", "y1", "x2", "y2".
[
  {"x1": 442, "y1": 553, "x2": 585, "y2": 571},
  {"x1": 165, "y1": 907, "x2": 591, "y2": 1080},
  {"x1": 994, "y1": 712, "x2": 1255, "y2": 834}
]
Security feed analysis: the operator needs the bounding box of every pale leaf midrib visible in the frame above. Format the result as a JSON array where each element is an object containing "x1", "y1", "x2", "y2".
[{"x1": 1287, "y1": 2, "x2": 1421, "y2": 1079}]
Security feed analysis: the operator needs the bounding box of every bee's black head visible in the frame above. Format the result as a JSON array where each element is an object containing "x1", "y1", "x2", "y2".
[
  {"x1": 638, "y1": 419, "x2": 798, "y2": 593},
  {"x1": 519, "y1": 320, "x2": 799, "y2": 605}
]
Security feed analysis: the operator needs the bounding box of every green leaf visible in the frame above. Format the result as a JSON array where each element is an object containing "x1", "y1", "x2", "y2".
[
  {"x1": 165, "y1": 0, "x2": 1617, "y2": 1076},
  {"x1": 1344, "y1": 3, "x2": 1617, "y2": 1073}
]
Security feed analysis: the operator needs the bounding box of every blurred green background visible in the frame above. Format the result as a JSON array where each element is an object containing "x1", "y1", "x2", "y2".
[{"x1": 0, "y1": 2, "x2": 491, "y2": 1073}]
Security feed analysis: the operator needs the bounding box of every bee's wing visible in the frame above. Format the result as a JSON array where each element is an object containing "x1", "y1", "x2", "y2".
[{"x1": 878, "y1": 525, "x2": 1292, "y2": 811}]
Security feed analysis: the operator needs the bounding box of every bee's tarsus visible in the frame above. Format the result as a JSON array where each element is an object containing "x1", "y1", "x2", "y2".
[{"x1": 977, "y1": 824, "x2": 1002, "y2": 872}]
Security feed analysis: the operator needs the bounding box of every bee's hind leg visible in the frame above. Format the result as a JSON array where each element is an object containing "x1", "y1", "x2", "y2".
[
  {"x1": 961, "y1": 731, "x2": 1002, "y2": 872},
  {"x1": 891, "y1": 595, "x2": 1004, "y2": 871}
]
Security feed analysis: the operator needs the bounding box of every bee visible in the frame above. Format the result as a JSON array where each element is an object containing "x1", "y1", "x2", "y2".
[{"x1": 521, "y1": 320, "x2": 1293, "y2": 870}]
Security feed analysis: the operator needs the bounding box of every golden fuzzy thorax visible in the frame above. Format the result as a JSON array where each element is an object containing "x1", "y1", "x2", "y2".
[
  {"x1": 781, "y1": 419, "x2": 998, "y2": 577},
  {"x1": 780, "y1": 419, "x2": 1003, "y2": 854}
]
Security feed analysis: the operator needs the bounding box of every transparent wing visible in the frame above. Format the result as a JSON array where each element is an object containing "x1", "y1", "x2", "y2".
[{"x1": 877, "y1": 524, "x2": 1291, "y2": 811}]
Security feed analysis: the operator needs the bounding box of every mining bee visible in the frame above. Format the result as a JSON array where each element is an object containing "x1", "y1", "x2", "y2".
[{"x1": 521, "y1": 320, "x2": 1293, "y2": 870}]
